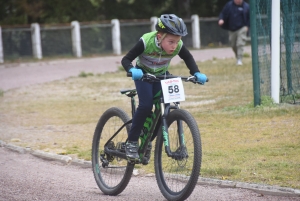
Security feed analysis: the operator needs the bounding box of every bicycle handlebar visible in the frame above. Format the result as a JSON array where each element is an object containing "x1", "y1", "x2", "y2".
[{"x1": 126, "y1": 72, "x2": 209, "y2": 85}]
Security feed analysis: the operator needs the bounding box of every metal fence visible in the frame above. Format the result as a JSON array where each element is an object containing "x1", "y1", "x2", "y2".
[
  {"x1": 0, "y1": 17, "x2": 228, "y2": 62},
  {"x1": 41, "y1": 25, "x2": 73, "y2": 57},
  {"x1": 2, "y1": 26, "x2": 33, "y2": 60},
  {"x1": 250, "y1": 0, "x2": 300, "y2": 105},
  {"x1": 80, "y1": 23, "x2": 113, "y2": 56}
]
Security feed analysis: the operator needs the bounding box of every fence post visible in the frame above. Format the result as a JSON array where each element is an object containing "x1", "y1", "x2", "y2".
[
  {"x1": 281, "y1": 2, "x2": 293, "y2": 95},
  {"x1": 31, "y1": 23, "x2": 42, "y2": 59},
  {"x1": 271, "y1": 0, "x2": 280, "y2": 103},
  {"x1": 150, "y1": 17, "x2": 158, "y2": 32},
  {"x1": 191, "y1": 15, "x2": 200, "y2": 49},
  {"x1": 0, "y1": 26, "x2": 3, "y2": 63},
  {"x1": 250, "y1": 0, "x2": 261, "y2": 106},
  {"x1": 71, "y1": 21, "x2": 82, "y2": 58},
  {"x1": 111, "y1": 19, "x2": 121, "y2": 55}
]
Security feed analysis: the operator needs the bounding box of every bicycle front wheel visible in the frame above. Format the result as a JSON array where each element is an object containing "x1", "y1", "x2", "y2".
[
  {"x1": 154, "y1": 109, "x2": 202, "y2": 201},
  {"x1": 92, "y1": 107, "x2": 134, "y2": 196}
]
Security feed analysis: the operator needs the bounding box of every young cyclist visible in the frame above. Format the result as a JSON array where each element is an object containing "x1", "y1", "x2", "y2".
[{"x1": 121, "y1": 14, "x2": 207, "y2": 163}]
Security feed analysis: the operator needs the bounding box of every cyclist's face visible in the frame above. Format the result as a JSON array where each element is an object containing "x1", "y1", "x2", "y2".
[{"x1": 159, "y1": 34, "x2": 181, "y2": 55}]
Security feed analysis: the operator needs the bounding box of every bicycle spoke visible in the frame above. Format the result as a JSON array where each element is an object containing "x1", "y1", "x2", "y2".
[
  {"x1": 92, "y1": 107, "x2": 134, "y2": 195},
  {"x1": 161, "y1": 120, "x2": 194, "y2": 191}
]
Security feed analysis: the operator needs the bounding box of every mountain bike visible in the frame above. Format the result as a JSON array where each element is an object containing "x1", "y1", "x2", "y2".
[{"x1": 92, "y1": 73, "x2": 206, "y2": 201}]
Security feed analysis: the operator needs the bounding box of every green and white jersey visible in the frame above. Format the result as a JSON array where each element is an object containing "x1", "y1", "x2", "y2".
[{"x1": 136, "y1": 31, "x2": 183, "y2": 75}]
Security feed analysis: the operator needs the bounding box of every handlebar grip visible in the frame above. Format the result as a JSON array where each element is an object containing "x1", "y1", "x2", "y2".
[{"x1": 127, "y1": 72, "x2": 132, "y2": 77}]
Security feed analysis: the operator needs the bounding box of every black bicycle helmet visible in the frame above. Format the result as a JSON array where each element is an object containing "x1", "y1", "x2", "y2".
[{"x1": 155, "y1": 14, "x2": 188, "y2": 36}]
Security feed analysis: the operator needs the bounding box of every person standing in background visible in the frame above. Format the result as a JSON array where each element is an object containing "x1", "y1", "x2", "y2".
[{"x1": 218, "y1": 0, "x2": 250, "y2": 65}]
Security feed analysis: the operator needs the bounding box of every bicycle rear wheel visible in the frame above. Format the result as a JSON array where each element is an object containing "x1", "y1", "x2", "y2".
[
  {"x1": 154, "y1": 109, "x2": 202, "y2": 201},
  {"x1": 92, "y1": 107, "x2": 134, "y2": 195}
]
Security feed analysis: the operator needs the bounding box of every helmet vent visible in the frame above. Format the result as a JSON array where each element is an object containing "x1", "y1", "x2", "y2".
[{"x1": 170, "y1": 21, "x2": 175, "y2": 28}]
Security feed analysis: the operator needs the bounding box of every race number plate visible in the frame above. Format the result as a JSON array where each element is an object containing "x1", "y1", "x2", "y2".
[{"x1": 161, "y1": 78, "x2": 185, "y2": 103}]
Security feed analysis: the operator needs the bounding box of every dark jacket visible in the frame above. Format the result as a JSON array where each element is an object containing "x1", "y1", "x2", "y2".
[{"x1": 219, "y1": 0, "x2": 250, "y2": 31}]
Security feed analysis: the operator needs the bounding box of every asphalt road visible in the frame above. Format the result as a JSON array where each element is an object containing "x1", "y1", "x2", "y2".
[
  {"x1": 0, "y1": 47, "x2": 251, "y2": 91},
  {"x1": 2, "y1": 147, "x2": 299, "y2": 201}
]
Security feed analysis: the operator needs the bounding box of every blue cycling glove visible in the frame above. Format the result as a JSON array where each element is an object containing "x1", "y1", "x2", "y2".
[
  {"x1": 129, "y1": 67, "x2": 143, "y2": 80},
  {"x1": 194, "y1": 72, "x2": 207, "y2": 84}
]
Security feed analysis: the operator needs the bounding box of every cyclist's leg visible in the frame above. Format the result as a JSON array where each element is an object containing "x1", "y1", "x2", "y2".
[
  {"x1": 126, "y1": 80, "x2": 154, "y2": 161},
  {"x1": 128, "y1": 80, "x2": 155, "y2": 141}
]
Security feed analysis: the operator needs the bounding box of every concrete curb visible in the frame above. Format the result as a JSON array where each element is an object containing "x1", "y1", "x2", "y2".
[
  {"x1": 198, "y1": 177, "x2": 300, "y2": 197},
  {"x1": 1, "y1": 140, "x2": 299, "y2": 198},
  {"x1": 31, "y1": 150, "x2": 73, "y2": 164},
  {"x1": 0, "y1": 140, "x2": 88, "y2": 167}
]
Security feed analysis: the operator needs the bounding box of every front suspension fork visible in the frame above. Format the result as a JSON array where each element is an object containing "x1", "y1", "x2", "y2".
[{"x1": 160, "y1": 98, "x2": 186, "y2": 160}]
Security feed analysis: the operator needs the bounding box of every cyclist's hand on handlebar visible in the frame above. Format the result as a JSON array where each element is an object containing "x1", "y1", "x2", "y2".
[
  {"x1": 129, "y1": 67, "x2": 143, "y2": 80},
  {"x1": 194, "y1": 72, "x2": 208, "y2": 84}
]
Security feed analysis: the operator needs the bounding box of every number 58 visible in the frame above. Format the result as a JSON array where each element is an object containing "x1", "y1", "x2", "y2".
[{"x1": 168, "y1": 85, "x2": 180, "y2": 94}]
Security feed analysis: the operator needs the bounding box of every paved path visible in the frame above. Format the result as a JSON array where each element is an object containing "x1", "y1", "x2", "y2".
[
  {"x1": 0, "y1": 46, "x2": 251, "y2": 91},
  {"x1": 1, "y1": 144, "x2": 299, "y2": 201}
]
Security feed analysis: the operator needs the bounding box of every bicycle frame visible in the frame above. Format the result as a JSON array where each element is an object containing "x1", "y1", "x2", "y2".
[
  {"x1": 103, "y1": 87, "x2": 185, "y2": 163},
  {"x1": 138, "y1": 90, "x2": 168, "y2": 158}
]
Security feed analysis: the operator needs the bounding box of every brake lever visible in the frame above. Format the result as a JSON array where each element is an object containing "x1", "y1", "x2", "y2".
[
  {"x1": 142, "y1": 73, "x2": 160, "y2": 82},
  {"x1": 187, "y1": 76, "x2": 198, "y2": 84},
  {"x1": 187, "y1": 76, "x2": 209, "y2": 85}
]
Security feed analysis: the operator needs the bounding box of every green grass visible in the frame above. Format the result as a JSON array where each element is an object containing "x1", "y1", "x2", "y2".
[
  {"x1": 0, "y1": 57, "x2": 299, "y2": 189},
  {"x1": 78, "y1": 71, "x2": 94, "y2": 77}
]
